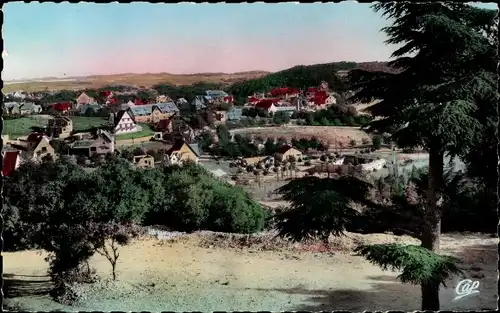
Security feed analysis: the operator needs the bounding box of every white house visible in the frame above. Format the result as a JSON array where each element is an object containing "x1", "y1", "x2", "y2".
[
  {"x1": 112, "y1": 110, "x2": 140, "y2": 135},
  {"x1": 361, "y1": 159, "x2": 387, "y2": 172},
  {"x1": 332, "y1": 157, "x2": 345, "y2": 165}
]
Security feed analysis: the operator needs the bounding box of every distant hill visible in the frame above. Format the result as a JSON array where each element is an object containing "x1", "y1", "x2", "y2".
[
  {"x1": 227, "y1": 61, "x2": 397, "y2": 104},
  {"x1": 2, "y1": 62, "x2": 397, "y2": 94},
  {"x1": 2, "y1": 71, "x2": 270, "y2": 93}
]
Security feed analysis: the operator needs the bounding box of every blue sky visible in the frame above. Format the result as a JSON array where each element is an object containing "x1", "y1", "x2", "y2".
[{"x1": 3, "y1": 2, "x2": 497, "y2": 80}]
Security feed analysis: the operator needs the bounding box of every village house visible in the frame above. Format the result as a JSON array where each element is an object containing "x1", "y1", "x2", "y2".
[
  {"x1": 164, "y1": 140, "x2": 201, "y2": 165},
  {"x1": 132, "y1": 154, "x2": 155, "y2": 168},
  {"x1": 308, "y1": 90, "x2": 336, "y2": 110},
  {"x1": 111, "y1": 110, "x2": 139, "y2": 135},
  {"x1": 190, "y1": 96, "x2": 209, "y2": 111},
  {"x1": 254, "y1": 99, "x2": 280, "y2": 114},
  {"x1": 4, "y1": 102, "x2": 42, "y2": 115},
  {"x1": 152, "y1": 118, "x2": 174, "y2": 140},
  {"x1": 12, "y1": 133, "x2": 56, "y2": 162},
  {"x1": 206, "y1": 90, "x2": 228, "y2": 99},
  {"x1": 76, "y1": 92, "x2": 95, "y2": 106},
  {"x1": 70, "y1": 130, "x2": 115, "y2": 157},
  {"x1": 128, "y1": 102, "x2": 179, "y2": 124},
  {"x1": 274, "y1": 145, "x2": 303, "y2": 162},
  {"x1": 176, "y1": 98, "x2": 189, "y2": 109},
  {"x1": 47, "y1": 116, "x2": 73, "y2": 139},
  {"x1": 156, "y1": 95, "x2": 171, "y2": 103},
  {"x1": 71, "y1": 132, "x2": 93, "y2": 141},
  {"x1": 49, "y1": 102, "x2": 73, "y2": 114},
  {"x1": 227, "y1": 107, "x2": 243, "y2": 121},
  {"x1": 2, "y1": 150, "x2": 23, "y2": 177},
  {"x1": 79, "y1": 103, "x2": 103, "y2": 115}
]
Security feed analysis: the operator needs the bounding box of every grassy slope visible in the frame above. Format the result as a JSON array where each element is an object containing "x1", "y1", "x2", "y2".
[{"x1": 4, "y1": 116, "x2": 108, "y2": 139}]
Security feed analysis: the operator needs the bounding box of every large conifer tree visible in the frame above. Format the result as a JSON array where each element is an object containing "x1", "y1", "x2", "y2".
[{"x1": 273, "y1": 3, "x2": 497, "y2": 310}]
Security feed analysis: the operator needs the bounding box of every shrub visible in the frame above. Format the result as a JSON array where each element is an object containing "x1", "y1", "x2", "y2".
[{"x1": 372, "y1": 135, "x2": 382, "y2": 150}]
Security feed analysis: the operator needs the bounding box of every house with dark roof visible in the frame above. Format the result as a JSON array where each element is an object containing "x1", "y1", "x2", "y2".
[
  {"x1": 206, "y1": 90, "x2": 228, "y2": 98},
  {"x1": 227, "y1": 107, "x2": 243, "y2": 121},
  {"x1": 274, "y1": 145, "x2": 303, "y2": 162},
  {"x1": 47, "y1": 116, "x2": 73, "y2": 139},
  {"x1": 12, "y1": 133, "x2": 55, "y2": 161},
  {"x1": 133, "y1": 154, "x2": 155, "y2": 168},
  {"x1": 70, "y1": 130, "x2": 114, "y2": 157},
  {"x1": 164, "y1": 139, "x2": 201, "y2": 165},
  {"x1": 128, "y1": 102, "x2": 179, "y2": 123}
]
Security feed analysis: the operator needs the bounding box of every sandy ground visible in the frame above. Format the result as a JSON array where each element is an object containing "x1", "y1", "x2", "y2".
[
  {"x1": 4, "y1": 232, "x2": 497, "y2": 312},
  {"x1": 230, "y1": 126, "x2": 372, "y2": 147}
]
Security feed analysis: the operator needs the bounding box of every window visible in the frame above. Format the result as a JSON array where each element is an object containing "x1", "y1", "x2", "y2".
[
  {"x1": 90, "y1": 147, "x2": 97, "y2": 152},
  {"x1": 41, "y1": 147, "x2": 47, "y2": 152}
]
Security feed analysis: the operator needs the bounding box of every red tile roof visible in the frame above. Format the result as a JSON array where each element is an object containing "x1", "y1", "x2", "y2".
[
  {"x1": 2, "y1": 151, "x2": 21, "y2": 176},
  {"x1": 107, "y1": 97, "x2": 118, "y2": 105},
  {"x1": 135, "y1": 99, "x2": 145, "y2": 105},
  {"x1": 248, "y1": 96, "x2": 260, "y2": 103},
  {"x1": 100, "y1": 90, "x2": 112, "y2": 97},
  {"x1": 223, "y1": 96, "x2": 233, "y2": 102},
  {"x1": 255, "y1": 99, "x2": 279, "y2": 110},
  {"x1": 51, "y1": 102, "x2": 72, "y2": 111}
]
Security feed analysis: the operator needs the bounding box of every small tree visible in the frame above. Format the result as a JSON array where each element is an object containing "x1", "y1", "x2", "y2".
[
  {"x1": 372, "y1": 135, "x2": 382, "y2": 150},
  {"x1": 88, "y1": 223, "x2": 141, "y2": 281},
  {"x1": 273, "y1": 111, "x2": 291, "y2": 125}
]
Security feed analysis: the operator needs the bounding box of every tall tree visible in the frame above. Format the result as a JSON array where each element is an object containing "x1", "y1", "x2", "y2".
[{"x1": 348, "y1": 3, "x2": 497, "y2": 310}]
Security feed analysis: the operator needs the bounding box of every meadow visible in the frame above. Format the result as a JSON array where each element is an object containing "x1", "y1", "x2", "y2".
[{"x1": 4, "y1": 116, "x2": 109, "y2": 139}]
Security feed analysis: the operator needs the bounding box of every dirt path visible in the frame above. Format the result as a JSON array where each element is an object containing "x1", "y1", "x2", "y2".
[{"x1": 4, "y1": 233, "x2": 497, "y2": 311}]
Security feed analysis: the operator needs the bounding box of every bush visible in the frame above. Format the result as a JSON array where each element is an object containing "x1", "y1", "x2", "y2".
[
  {"x1": 4, "y1": 157, "x2": 268, "y2": 303},
  {"x1": 372, "y1": 135, "x2": 382, "y2": 150}
]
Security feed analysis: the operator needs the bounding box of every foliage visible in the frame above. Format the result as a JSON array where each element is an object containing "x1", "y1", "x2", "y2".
[
  {"x1": 295, "y1": 105, "x2": 372, "y2": 127},
  {"x1": 272, "y1": 176, "x2": 373, "y2": 242},
  {"x1": 355, "y1": 244, "x2": 462, "y2": 286},
  {"x1": 4, "y1": 155, "x2": 266, "y2": 302},
  {"x1": 272, "y1": 111, "x2": 291, "y2": 125},
  {"x1": 228, "y1": 62, "x2": 352, "y2": 104},
  {"x1": 371, "y1": 135, "x2": 382, "y2": 150},
  {"x1": 152, "y1": 82, "x2": 224, "y2": 103}
]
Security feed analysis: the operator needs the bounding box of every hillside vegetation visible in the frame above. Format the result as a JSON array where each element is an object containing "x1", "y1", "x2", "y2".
[{"x1": 227, "y1": 61, "x2": 398, "y2": 104}]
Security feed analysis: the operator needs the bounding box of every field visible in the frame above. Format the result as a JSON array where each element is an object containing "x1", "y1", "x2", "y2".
[
  {"x1": 4, "y1": 232, "x2": 496, "y2": 311},
  {"x1": 2, "y1": 71, "x2": 269, "y2": 93},
  {"x1": 115, "y1": 124, "x2": 155, "y2": 140},
  {"x1": 230, "y1": 126, "x2": 372, "y2": 147},
  {"x1": 3, "y1": 116, "x2": 109, "y2": 139}
]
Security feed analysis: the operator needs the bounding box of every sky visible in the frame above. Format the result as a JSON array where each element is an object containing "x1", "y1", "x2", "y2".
[{"x1": 2, "y1": 2, "x2": 497, "y2": 80}]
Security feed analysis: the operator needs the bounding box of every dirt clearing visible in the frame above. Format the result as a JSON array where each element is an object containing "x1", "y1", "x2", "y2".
[
  {"x1": 231, "y1": 126, "x2": 371, "y2": 147},
  {"x1": 4, "y1": 232, "x2": 496, "y2": 311}
]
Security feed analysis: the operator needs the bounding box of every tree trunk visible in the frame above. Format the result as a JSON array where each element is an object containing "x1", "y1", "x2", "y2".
[{"x1": 420, "y1": 148, "x2": 444, "y2": 310}]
